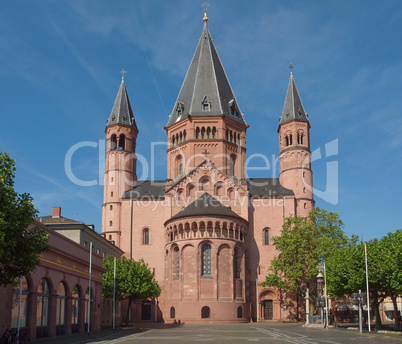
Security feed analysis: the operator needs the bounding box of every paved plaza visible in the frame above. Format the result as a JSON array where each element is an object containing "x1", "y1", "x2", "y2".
[{"x1": 40, "y1": 322, "x2": 401, "y2": 344}]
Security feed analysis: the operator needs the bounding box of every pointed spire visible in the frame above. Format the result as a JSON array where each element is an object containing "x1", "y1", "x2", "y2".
[
  {"x1": 166, "y1": 11, "x2": 246, "y2": 127},
  {"x1": 279, "y1": 71, "x2": 308, "y2": 125},
  {"x1": 106, "y1": 75, "x2": 137, "y2": 129}
]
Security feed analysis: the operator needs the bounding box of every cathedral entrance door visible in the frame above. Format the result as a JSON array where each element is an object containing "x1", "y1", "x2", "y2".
[
  {"x1": 264, "y1": 300, "x2": 273, "y2": 320},
  {"x1": 141, "y1": 302, "x2": 151, "y2": 320}
]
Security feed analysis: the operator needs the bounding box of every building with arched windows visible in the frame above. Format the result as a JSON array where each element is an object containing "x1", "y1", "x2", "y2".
[{"x1": 101, "y1": 9, "x2": 314, "y2": 323}]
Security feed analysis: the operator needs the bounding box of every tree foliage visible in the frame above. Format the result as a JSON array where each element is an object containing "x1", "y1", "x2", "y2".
[
  {"x1": 326, "y1": 230, "x2": 402, "y2": 330},
  {"x1": 261, "y1": 208, "x2": 350, "y2": 320},
  {"x1": 102, "y1": 255, "x2": 161, "y2": 322},
  {"x1": 0, "y1": 151, "x2": 49, "y2": 287}
]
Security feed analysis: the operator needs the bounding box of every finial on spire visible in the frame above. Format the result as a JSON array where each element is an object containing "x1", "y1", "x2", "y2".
[
  {"x1": 120, "y1": 68, "x2": 127, "y2": 80},
  {"x1": 202, "y1": 2, "x2": 209, "y2": 22},
  {"x1": 288, "y1": 63, "x2": 295, "y2": 75}
]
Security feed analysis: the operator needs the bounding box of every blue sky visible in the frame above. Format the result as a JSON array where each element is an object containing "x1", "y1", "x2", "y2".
[{"x1": 1, "y1": 0, "x2": 401, "y2": 241}]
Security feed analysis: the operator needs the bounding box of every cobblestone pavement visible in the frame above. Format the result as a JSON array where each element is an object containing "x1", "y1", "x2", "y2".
[{"x1": 37, "y1": 322, "x2": 402, "y2": 344}]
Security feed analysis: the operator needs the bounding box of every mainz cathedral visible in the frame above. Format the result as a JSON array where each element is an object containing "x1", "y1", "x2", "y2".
[{"x1": 102, "y1": 9, "x2": 314, "y2": 322}]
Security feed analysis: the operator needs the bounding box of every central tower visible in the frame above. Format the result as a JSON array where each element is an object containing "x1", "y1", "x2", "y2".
[{"x1": 165, "y1": 10, "x2": 248, "y2": 183}]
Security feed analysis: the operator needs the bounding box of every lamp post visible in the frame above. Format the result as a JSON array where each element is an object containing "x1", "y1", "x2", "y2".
[{"x1": 316, "y1": 271, "x2": 325, "y2": 327}]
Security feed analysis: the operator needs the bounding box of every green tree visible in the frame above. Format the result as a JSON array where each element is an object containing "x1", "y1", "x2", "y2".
[
  {"x1": 0, "y1": 151, "x2": 48, "y2": 287},
  {"x1": 102, "y1": 255, "x2": 161, "y2": 323},
  {"x1": 262, "y1": 208, "x2": 349, "y2": 320},
  {"x1": 326, "y1": 231, "x2": 402, "y2": 330}
]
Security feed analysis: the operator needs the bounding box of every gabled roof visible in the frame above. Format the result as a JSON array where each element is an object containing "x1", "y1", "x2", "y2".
[
  {"x1": 166, "y1": 19, "x2": 246, "y2": 127},
  {"x1": 279, "y1": 73, "x2": 308, "y2": 125},
  {"x1": 106, "y1": 78, "x2": 138, "y2": 129},
  {"x1": 247, "y1": 178, "x2": 294, "y2": 197},
  {"x1": 170, "y1": 192, "x2": 243, "y2": 221},
  {"x1": 122, "y1": 180, "x2": 165, "y2": 199}
]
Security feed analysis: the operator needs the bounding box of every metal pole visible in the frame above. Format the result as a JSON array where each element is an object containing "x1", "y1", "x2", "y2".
[
  {"x1": 113, "y1": 256, "x2": 116, "y2": 330},
  {"x1": 323, "y1": 262, "x2": 329, "y2": 328},
  {"x1": 365, "y1": 244, "x2": 371, "y2": 333},
  {"x1": 305, "y1": 288, "x2": 310, "y2": 325},
  {"x1": 256, "y1": 279, "x2": 259, "y2": 322},
  {"x1": 359, "y1": 289, "x2": 362, "y2": 333},
  {"x1": 88, "y1": 241, "x2": 92, "y2": 335},
  {"x1": 17, "y1": 276, "x2": 22, "y2": 344}
]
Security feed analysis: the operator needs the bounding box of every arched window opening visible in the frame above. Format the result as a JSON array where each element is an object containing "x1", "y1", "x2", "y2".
[
  {"x1": 230, "y1": 155, "x2": 236, "y2": 177},
  {"x1": 200, "y1": 177, "x2": 210, "y2": 191},
  {"x1": 226, "y1": 129, "x2": 229, "y2": 140},
  {"x1": 183, "y1": 130, "x2": 187, "y2": 141},
  {"x1": 196, "y1": 127, "x2": 200, "y2": 139},
  {"x1": 234, "y1": 133, "x2": 237, "y2": 144},
  {"x1": 187, "y1": 183, "x2": 195, "y2": 197},
  {"x1": 201, "y1": 127, "x2": 206, "y2": 139},
  {"x1": 119, "y1": 134, "x2": 125, "y2": 150},
  {"x1": 289, "y1": 134, "x2": 293, "y2": 145},
  {"x1": 238, "y1": 134, "x2": 241, "y2": 146},
  {"x1": 144, "y1": 229, "x2": 150, "y2": 245},
  {"x1": 109, "y1": 235, "x2": 112, "y2": 240},
  {"x1": 172, "y1": 136, "x2": 176, "y2": 146},
  {"x1": 230, "y1": 130, "x2": 233, "y2": 142},
  {"x1": 176, "y1": 155, "x2": 183, "y2": 177},
  {"x1": 202, "y1": 245, "x2": 211, "y2": 276},
  {"x1": 303, "y1": 187, "x2": 306, "y2": 193},
  {"x1": 212, "y1": 127, "x2": 216, "y2": 139},
  {"x1": 263, "y1": 228, "x2": 269, "y2": 245},
  {"x1": 170, "y1": 307, "x2": 176, "y2": 319},
  {"x1": 237, "y1": 306, "x2": 243, "y2": 319},
  {"x1": 111, "y1": 191, "x2": 113, "y2": 197},
  {"x1": 176, "y1": 134, "x2": 179, "y2": 144},
  {"x1": 109, "y1": 221, "x2": 112, "y2": 227},
  {"x1": 201, "y1": 306, "x2": 210, "y2": 319},
  {"x1": 179, "y1": 132, "x2": 183, "y2": 143},
  {"x1": 11, "y1": 277, "x2": 29, "y2": 329},
  {"x1": 304, "y1": 203, "x2": 307, "y2": 209},
  {"x1": 110, "y1": 205, "x2": 113, "y2": 210},
  {"x1": 215, "y1": 182, "x2": 224, "y2": 196},
  {"x1": 207, "y1": 127, "x2": 211, "y2": 139},
  {"x1": 173, "y1": 247, "x2": 180, "y2": 278},
  {"x1": 71, "y1": 286, "x2": 80, "y2": 333},
  {"x1": 56, "y1": 283, "x2": 66, "y2": 335},
  {"x1": 285, "y1": 136, "x2": 289, "y2": 146},
  {"x1": 110, "y1": 134, "x2": 117, "y2": 150},
  {"x1": 228, "y1": 188, "x2": 235, "y2": 200},
  {"x1": 37, "y1": 279, "x2": 50, "y2": 338}
]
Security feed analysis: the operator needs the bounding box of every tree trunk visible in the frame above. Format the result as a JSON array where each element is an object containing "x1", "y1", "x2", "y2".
[
  {"x1": 373, "y1": 300, "x2": 382, "y2": 329},
  {"x1": 125, "y1": 299, "x2": 132, "y2": 325},
  {"x1": 390, "y1": 295, "x2": 400, "y2": 331}
]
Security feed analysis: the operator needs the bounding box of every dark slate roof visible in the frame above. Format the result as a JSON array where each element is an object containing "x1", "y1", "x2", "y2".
[
  {"x1": 166, "y1": 20, "x2": 246, "y2": 127},
  {"x1": 170, "y1": 192, "x2": 243, "y2": 221},
  {"x1": 279, "y1": 73, "x2": 308, "y2": 125},
  {"x1": 106, "y1": 78, "x2": 138, "y2": 129},
  {"x1": 247, "y1": 178, "x2": 294, "y2": 197},
  {"x1": 122, "y1": 180, "x2": 165, "y2": 199}
]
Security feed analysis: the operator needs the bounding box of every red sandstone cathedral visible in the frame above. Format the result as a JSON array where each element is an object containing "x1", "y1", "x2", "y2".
[{"x1": 102, "y1": 10, "x2": 314, "y2": 323}]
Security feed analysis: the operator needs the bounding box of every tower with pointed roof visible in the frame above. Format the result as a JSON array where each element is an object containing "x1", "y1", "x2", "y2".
[
  {"x1": 102, "y1": 75, "x2": 138, "y2": 247},
  {"x1": 165, "y1": 8, "x2": 247, "y2": 182},
  {"x1": 278, "y1": 71, "x2": 314, "y2": 216}
]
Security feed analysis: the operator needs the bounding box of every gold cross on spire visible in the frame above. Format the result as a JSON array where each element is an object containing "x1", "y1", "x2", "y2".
[
  {"x1": 120, "y1": 68, "x2": 127, "y2": 80},
  {"x1": 202, "y1": 2, "x2": 209, "y2": 22},
  {"x1": 288, "y1": 63, "x2": 295, "y2": 75}
]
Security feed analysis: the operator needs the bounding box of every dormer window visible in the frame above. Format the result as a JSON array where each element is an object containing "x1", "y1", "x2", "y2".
[
  {"x1": 176, "y1": 101, "x2": 184, "y2": 117},
  {"x1": 228, "y1": 99, "x2": 238, "y2": 117},
  {"x1": 202, "y1": 96, "x2": 211, "y2": 111}
]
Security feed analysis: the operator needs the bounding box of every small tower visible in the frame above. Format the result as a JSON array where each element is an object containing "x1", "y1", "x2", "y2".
[
  {"x1": 165, "y1": 9, "x2": 248, "y2": 182},
  {"x1": 102, "y1": 72, "x2": 138, "y2": 246},
  {"x1": 278, "y1": 70, "x2": 314, "y2": 216}
]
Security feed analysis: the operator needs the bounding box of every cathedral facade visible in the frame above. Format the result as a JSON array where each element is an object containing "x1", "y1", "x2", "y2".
[{"x1": 102, "y1": 12, "x2": 314, "y2": 323}]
